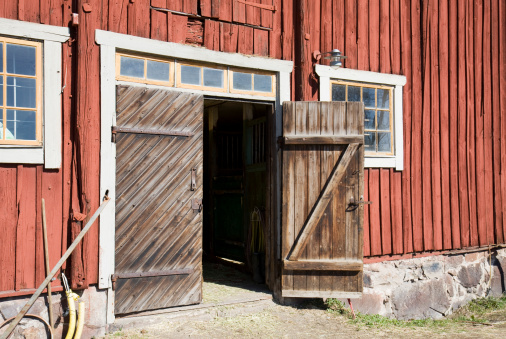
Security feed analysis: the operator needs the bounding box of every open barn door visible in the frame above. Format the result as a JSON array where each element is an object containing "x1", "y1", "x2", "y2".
[
  {"x1": 281, "y1": 101, "x2": 364, "y2": 298},
  {"x1": 113, "y1": 86, "x2": 204, "y2": 314}
]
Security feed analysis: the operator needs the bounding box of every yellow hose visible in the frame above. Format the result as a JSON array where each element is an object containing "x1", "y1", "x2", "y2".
[
  {"x1": 64, "y1": 292, "x2": 79, "y2": 339},
  {"x1": 74, "y1": 300, "x2": 85, "y2": 339}
]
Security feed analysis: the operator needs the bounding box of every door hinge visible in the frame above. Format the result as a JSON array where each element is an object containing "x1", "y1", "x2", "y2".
[{"x1": 192, "y1": 198, "x2": 203, "y2": 212}]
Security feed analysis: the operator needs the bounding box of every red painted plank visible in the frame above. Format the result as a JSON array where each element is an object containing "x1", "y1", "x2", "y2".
[
  {"x1": 390, "y1": 0, "x2": 401, "y2": 74},
  {"x1": 233, "y1": 0, "x2": 245, "y2": 23},
  {"x1": 167, "y1": 0, "x2": 182, "y2": 12},
  {"x1": 246, "y1": 0, "x2": 261, "y2": 26},
  {"x1": 500, "y1": 0, "x2": 506, "y2": 242},
  {"x1": 482, "y1": 0, "x2": 494, "y2": 245},
  {"x1": 368, "y1": 169, "x2": 381, "y2": 256},
  {"x1": 0, "y1": 166, "x2": 18, "y2": 291},
  {"x1": 410, "y1": 0, "x2": 423, "y2": 252},
  {"x1": 379, "y1": 169, "x2": 392, "y2": 254},
  {"x1": 491, "y1": 0, "x2": 503, "y2": 244},
  {"x1": 281, "y1": 0, "x2": 293, "y2": 61},
  {"x1": 466, "y1": 0, "x2": 478, "y2": 247},
  {"x1": 448, "y1": 0, "x2": 461, "y2": 249},
  {"x1": 109, "y1": 0, "x2": 129, "y2": 34},
  {"x1": 344, "y1": 0, "x2": 357, "y2": 69},
  {"x1": 19, "y1": 0, "x2": 39, "y2": 23},
  {"x1": 269, "y1": 0, "x2": 282, "y2": 59},
  {"x1": 320, "y1": 0, "x2": 333, "y2": 67},
  {"x1": 363, "y1": 169, "x2": 370, "y2": 257},
  {"x1": 237, "y1": 25, "x2": 254, "y2": 55},
  {"x1": 128, "y1": 0, "x2": 151, "y2": 38},
  {"x1": 48, "y1": 0, "x2": 64, "y2": 27},
  {"x1": 400, "y1": 0, "x2": 413, "y2": 254},
  {"x1": 430, "y1": 0, "x2": 442, "y2": 251},
  {"x1": 368, "y1": 0, "x2": 379, "y2": 72},
  {"x1": 35, "y1": 166, "x2": 44, "y2": 286},
  {"x1": 15, "y1": 166, "x2": 37, "y2": 291},
  {"x1": 391, "y1": 171, "x2": 403, "y2": 254},
  {"x1": 219, "y1": 0, "x2": 232, "y2": 22},
  {"x1": 169, "y1": 13, "x2": 188, "y2": 44},
  {"x1": 204, "y1": 19, "x2": 219, "y2": 50},
  {"x1": 150, "y1": 7, "x2": 168, "y2": 41},
  {"x1": 40, "y1": 0, "x2": 49, "y2": 24},
  {"x1": 182, "y1": 0, "x2": 198, "y2": 15},
  {"x1": 260, "y1": 0, "x2": 273, "y2": 28},
  {"x1": 253, "y1": 28, "x2": 269, "y2": 56},
  {"x1": 221, "y1": 22, "x2": 238, "y2": 53},
  {"x1": 200, "y1": 0, "x2": 211, "y2": 17},
  {"x1": 357, "y1": 0, "x2": 369, "y2": 71},
  {"x1": 1, "y1": 1, "x2": 17, "y2": 19},
  {"x1": 333, "y1": 0, "x2": 345, "y2": 54},
  {"x1": 378, "y1": 0, "x2": 390, "y2": 73}
]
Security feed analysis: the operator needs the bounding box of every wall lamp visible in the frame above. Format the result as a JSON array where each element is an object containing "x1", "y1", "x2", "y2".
[{"x1": 313, "y1": 49, "x2": 347, "y2": 69}]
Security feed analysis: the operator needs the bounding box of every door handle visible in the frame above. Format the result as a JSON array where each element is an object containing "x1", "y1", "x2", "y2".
[{"x1": 191, "y1": 168, "x2": 196, "y2": 191}]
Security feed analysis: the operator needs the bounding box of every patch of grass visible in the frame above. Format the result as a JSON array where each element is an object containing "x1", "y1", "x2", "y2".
[{"x1": 459, "y1": 295, "x2": 506, "y2": 316}]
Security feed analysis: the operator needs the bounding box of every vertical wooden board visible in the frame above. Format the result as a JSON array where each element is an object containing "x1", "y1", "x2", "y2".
[
  {"x1": 260, "y1": 0, "x2": 273, "y2": 28},
  {"x1": 150, "y1": 8, "x2": 168, "y2": 41},
  {"x1": 357, "y1": 0, "x2": 369, "y2": 71},
  {"x1": 491, "y1": 0, "x2": 503, "y2": 244},
  {"x1": 368, "y1": 0, "x2": 379, "y2": 72},
  {"x1": 40, "y1": 0, "x2": 50, "y2": 24},
  {"x1": 368, "y1": 169, "x2": 381, "y2": 255},
  {"x1": 391, "y1": 171, "x2": 403, "y2": 254},
  {"x1": 345, "y1": 143, "x2": 358, "y2": 293},
  {"x1": 253, "y1": 29, "x2": 269, "y2": 56},
  {"x1": 332, "y1": 0, "x2": 345, "y2": 53},
  {"x1": 379, "y1": 0, "x2": 391, "y2": 73},
  {"x1": 0, "y1": 166, "x2": 17, "y2": 291},
  {"x1": 457, "y1": 0, "x2": 470, "y2": 247},
  {"x1": 466, "y1": 0, "x2": 478, "y2": 247},
  {"x1": 48, "y1": 0, "x2": 64, "y2": 26},
  {"x1": 500, "y1": 0, "x2": 506, "y2": 242},
  {"x1": 15, "y1": 166, "x2": 37, "y2": 291},
  {"x1": 221, "y1": 22, "x2": 238, "y2": 53},
  {"x1": 233, "y1": 0, "x2": 246, "y2": 23},
  {"x1": 219, "y1": 0, "x2": 232, "y2": 21},
  {"x1": 379, "y1": 169, "x2": 391, "y2": 254},
  {"x1": 167, "y1": 0, "x2": 182, "y2": 12},
  {"x1": 390, "y1": 0, "x2": 401, "y2": 74},
  {"x1": 35, "y1": 166, "x2": 45, "y2": 285},
  {"x1": 448, "y1": 0, "x2": 461, "y2": 249},
  {"x1": 246, "y1": 0, "x2": 261, "y2": 26},
  {"x1": 281, "y1": 102, "x2": 296, "y2": 291},
  {"x1": 400, "y1": 0, "x2": 413, "y2": 253},
  {"x1": 410, "y1": 0, "x2": 423, "y2": 252},
  {"x1": 269, "y1": 0, "x2": 282, "y2": 59},
  {"x1": 109, "y1": 0, "x2": 129, "y2": 34},
  {"x1": 482, "y1": 0, "x2": 494, "y2": 245},
  {"x1": 19, "y1": 0, "x2": 39, "y2": 22},
  {"x1": 363, "y1": 169, "x2": 370, "y2": 256},
  {"x1": 169, "y1": 13, "x2": 188, "y2": 44},
  {"x1": 430, "y1": 0, "x2": 442, "y2": 251},
  {"x1": 204, "y1": 19, "x2": 220, "y2": 51},
  {"x1": 344, "y1": 0, "x2": 357, "y2": 69},
  {"x1": 182, "y1": 0, "x2": 198, "y2": 15},
  {"x1": 200, "y1": 0, "x2": 212, "y2": 17},
  {"x1": 282, "y1": 0, "x2": 293, "y2": 61},
  {"x1": 1, "y1": 1, "x2": 17, "y2": 19},
  {"x1": 128, "y1": 0, "x2": 151, "y2": 38},
  {"x1": 293, "y1": 102, "x2": 307, "y2": 291}
]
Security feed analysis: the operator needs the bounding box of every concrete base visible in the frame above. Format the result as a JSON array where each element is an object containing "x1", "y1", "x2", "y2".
[
  {"x1": 0, "y1": 286, "x2": 108, "y2": 339},
  {"x1": 343, "y1": 248, "x2": 506, "y2": 320}
]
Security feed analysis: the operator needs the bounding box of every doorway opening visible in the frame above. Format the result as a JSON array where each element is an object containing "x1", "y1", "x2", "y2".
[{"x1": 202, "y1": 98, "x2": 272, "y2": 303}]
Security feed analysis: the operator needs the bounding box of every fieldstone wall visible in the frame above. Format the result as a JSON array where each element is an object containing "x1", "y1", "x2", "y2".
[
  {"x1": 0, "y1": 286, "x2": 107, "y2": 338},
  {"x1": 347, "y1": 248, "x2": 506, "y2": 320}
]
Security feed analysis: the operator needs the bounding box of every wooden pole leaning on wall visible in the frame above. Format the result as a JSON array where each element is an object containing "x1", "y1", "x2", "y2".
[
  {"x1": 0, "y1": 193, "x2": 111, "y2": 339},
  {"x1": 41, "y1": 199, "x2": 55, "y2": 333}
]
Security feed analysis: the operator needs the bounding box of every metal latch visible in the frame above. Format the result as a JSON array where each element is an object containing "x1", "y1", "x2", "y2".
[
  {"x1": 192, "y1": 198, "x2": 202, "y2": 212},
  {"x1": 347, "y1": 196, "x2": 372, "y2": 211},
  {"x1": 191, "y1": 168, "x2": 196, "y2": 191}
]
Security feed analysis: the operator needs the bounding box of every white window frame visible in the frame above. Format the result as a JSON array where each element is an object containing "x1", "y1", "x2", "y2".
[
  {"x1": 316, "y1": 65, "x2": 406, "y2": 171},
  {"x1": 0, "y1": 18, "x2": 69, "y2": 168}
]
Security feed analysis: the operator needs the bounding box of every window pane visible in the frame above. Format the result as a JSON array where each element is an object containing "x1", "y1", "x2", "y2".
[
  {"x1": 146, "y1": 60, "x2": 170, "y2": 81},
  {"x1": 7, "y1": 77, "x2": 36, "y2": 108},
  {"x1": 180, "y1": 65, "x2": 201, "y2": 85},
  {"x1": 378, "y1": 132, "x2": 391, "y2": 152},
  {"x1": 254, "y1": 74, "x2": 272, "y2": 92},
  {"x1": 6, "y1": 109, "x2": 36, "y2": 140},
  {"x1": 377, "y1": 88, "x2": 390, "y2": 109},
  {"x1": 233, "y1": 72, "x2": 252, "y2": 90},
  {"x1": 203, "y1": 68, "x2": 224, "y2": 88},
  {"x1": 364, "y1": 110, "x2": 376, "y2": 130},
  {"x1": 120, "y1": 56, "x2": 144, "y2": 78},
  {"x1": 364, "y1": 132, "x2": 376, "y2": 152},
  {"x1": 331, "y1": 84, "x2": 346, "y2": 101},
  {"x1": 0, "y1": 43, "x2": 3, "y2": 72},
  {"x1": 348, "y1": 86, "x2": 361, "y2": 101},
  {"x1": 362, "y1": 87, "x2": 375, "y2": 108},
  {"x1": 7, "y1": 44, "x2": 36, "y2": 76},
  {"x1": 0, "y1": 77, "x2": 3, "y2": 104},
  {"x1": 377, "y1": 110, "x2": 390, "y2": 130}
]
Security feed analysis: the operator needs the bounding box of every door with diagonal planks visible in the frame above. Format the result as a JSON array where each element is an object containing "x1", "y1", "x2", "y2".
[
  {"x1": 114, "y1": 85, "x2": 204, "y2": 314},
  {"x1": 281, "y1": 102, "x2": 364, "y2": 298}
]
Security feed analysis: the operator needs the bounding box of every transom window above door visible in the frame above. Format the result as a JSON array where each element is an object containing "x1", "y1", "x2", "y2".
[
  {"x1": 116, "y1": 52, "x2": 276, "y2": 97},
  {"x1": 0, "y1": 37, "x2": 42, "y2": 146}
]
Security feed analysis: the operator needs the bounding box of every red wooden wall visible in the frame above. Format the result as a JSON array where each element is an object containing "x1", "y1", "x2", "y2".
[{"x1": 0, "y1": 0, "x2": 505, "y2": 296}]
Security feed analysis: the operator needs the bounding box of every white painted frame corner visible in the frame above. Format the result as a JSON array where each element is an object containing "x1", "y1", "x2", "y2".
[{"x1": 316, "y1": 65, "x2": 406, "y2": 171}]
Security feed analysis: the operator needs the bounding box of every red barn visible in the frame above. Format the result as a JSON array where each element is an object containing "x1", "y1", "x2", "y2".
[{"x1": 0, "y1": 0, "x2": 505, "y2": 336}]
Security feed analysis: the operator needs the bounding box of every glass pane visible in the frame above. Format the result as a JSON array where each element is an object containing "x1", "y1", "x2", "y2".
[
  {"x1": 364, "y1": 110, "x2": 376, "y2": 130},
  {"x1": 377, "y1": 110, "x2": 390, "y2": 130},
  {"x1": 180, "y1": 65, "x2": 201, "y2": 85},
  {"x1": 146, "y1": 60, "x2": 170, "y2": 81},
  {"x1": 120, "y1": 56, "x2": 144, "y2": 78},
  {"x1": 6, "y1": 109, "x2": 36, "y2": 140},
  {"x1": 348, "y1": 86, "x2": 361, "y2": 102},
  {"x1": 378, "y1": 132, "x2": 391, "y2": 152},
  {"x1": 364, "y1": 132, "x2": 376, "y2": 152},
  {"x1": 331, "y1": 84, "x2": 346, "y2": 101},
  {"x1": 0, "y1": 43, "x2": 3, "y2": 72},
  {"x1": 7, "y1": 77, "x2": 36, "y2": 108},
  {"x1": 377, "y1": 88, "x2": 390, "y2": 109},
  {"x1": 254, "y1": 74, "x2": 272, "y2": 92},
  {"x1": 0, "y1": 77, "x2": 3, "y2": 104},
  {"x1": 362, "y1": 87, "x2": 375, "y2": 108},
  {"x1": 233, "y1": 72, "x2": 252, "y2": 90},
  {"x1": 203, "y1": 68, "x2": 224, "y2": 88},
  {"x1": 7, "y1": 44, "x2": 36, "y2": 76}
]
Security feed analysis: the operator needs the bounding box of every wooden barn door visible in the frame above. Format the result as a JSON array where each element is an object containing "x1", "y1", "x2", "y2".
[
  {"x1": 281, "y1": 102, "x2": 364, "y2": 298},
  {"x1": 113, "y1": 85, "x2": 204, "y2": 314}
]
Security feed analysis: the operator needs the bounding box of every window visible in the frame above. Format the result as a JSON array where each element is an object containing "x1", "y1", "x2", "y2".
[
  {"x1": 316, "y1": 65, "x2": 406, "y2": 170},
  {"x1": 230, "y1": 70, "x2": 275, "y2": 96},
  {"x1": 0, "y1": 37, "x2": 42, "y2": 145},
  {"x1": 176, "y1": 62, "x2": 227, "y2": 92},
  {"x1": 116, "y1": 53, "x2": 174, "y2": 86},
  {"x1": 331, "y1": 81, "x2": 393, "y2": 155}
]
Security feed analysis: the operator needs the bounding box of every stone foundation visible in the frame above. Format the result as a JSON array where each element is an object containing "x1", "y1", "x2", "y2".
[
  {"x1": 345, "y1": 248, "x2": 506, "y2": 320},
  {"x1": 0, "y1": 286, "x2": 107, "y2": 338}
]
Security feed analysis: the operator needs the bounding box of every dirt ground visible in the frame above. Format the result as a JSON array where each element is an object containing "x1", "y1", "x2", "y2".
[{"x1": 102, "y1": 262, "x2": 506, "y2": 339}]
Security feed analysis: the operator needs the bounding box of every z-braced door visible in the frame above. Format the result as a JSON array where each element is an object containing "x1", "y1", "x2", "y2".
[
  {"x1": 281, "y1": 101, "x2": 364, "y2": 298},
  {"x1": 113, "y1": 85, "x2": 204, "y2": 314}
]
